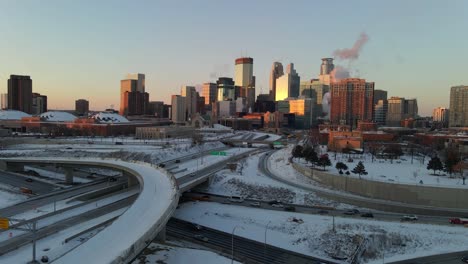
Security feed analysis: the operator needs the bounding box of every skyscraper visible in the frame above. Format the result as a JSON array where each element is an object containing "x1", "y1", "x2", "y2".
[
  {"x1": 202, "y1": 83, "x2": 217, "y2": 105},
  {"x1": 217, "y1": 77, "x2": 235, "y2": 101},
  {"x1": 433, "y1": 107, "x2": 449, "y2": 127},
  {"x1": 181, "y1": 85, "x2": 198, "y2": 120},
  {"x1": 330, "y1": 78, "x2": 374, "y2": 128},
  {"x1": 171, "y1": 95, "x2": 186, "y2": 123},
  {"x1": 8, "y1": 75, "x2": 33, "y2": 114},
  {"x1": 449, "y1": 85, "x2": 468, "y2": 127},
  {"x1": 373, "y1": 90, "x2": 388, "y2": 105},
  {"x1": 386, "y1": 97, "x2": 418, "y2": 126},
  {"x1": 32, "y1": 93, "x2": 47, "y2": 114},
  {"x1": 275, "y1": 63, "x2": 300, "y2": 101},
  {"x1": 75, "y1": 99, "x2": 89, "y2": 115},
  {"x1": 318, "y1": 58, "x2": 335, "y2": 85},
  {"x1": 234, "y1": 57, "x2": 254, "y2": 97},
  {"x1": 269, "y1": 62, "x2": 284, "y2": 101},
  {"x1": 0, "y1": 94, "x2": 7, "y2": 110},
  {"x1": 120, "y1": 74, "x2": 149, "y2": 116}
]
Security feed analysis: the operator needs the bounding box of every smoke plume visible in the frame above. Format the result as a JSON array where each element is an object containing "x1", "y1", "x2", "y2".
[
  {"x1": 330, "y1": 65, "x2": 350, "y2": 81},
  {"x1": 333, "y1": 32, "x2": 369, "y2": 60}
]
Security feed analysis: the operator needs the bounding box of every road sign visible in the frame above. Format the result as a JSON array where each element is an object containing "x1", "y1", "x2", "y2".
[
  {"x1": 273, "y1": 141, "x2": 282, "y2": 145},
  {"x1": 0, "y1": 217, "x2": 9, "y2": 230},
  {"x1": 210, "y1": 151, "x2": 227, "y2": 156}
]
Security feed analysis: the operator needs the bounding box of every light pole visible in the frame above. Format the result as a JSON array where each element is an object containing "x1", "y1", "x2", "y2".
[
  {"x1": 231, "y1": 226, "x2": 244, "y2": 264},
  {"x1": 264, "y1": 221, "x2": 271, "y2": 263}
]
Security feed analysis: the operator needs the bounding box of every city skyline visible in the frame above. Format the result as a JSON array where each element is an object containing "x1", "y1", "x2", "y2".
[{"x1": 1, "y1": 1, "x2": 468, "y2": 115}]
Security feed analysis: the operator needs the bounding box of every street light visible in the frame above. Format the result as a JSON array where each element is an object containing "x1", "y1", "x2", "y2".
[
  {"x1": 264, "y1": 221, "x2": 271, "y2": 263},
  {"x1": 231, "y1": 226, "x2": 244, "y2": 264}
]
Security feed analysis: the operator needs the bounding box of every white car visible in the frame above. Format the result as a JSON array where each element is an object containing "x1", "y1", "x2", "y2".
[
  {"x1": 271, "y1": 203, "x2": 284, "y2": 208},
  {"x1": 401, "y1": 215, "x2": 418, "y2": 221}
]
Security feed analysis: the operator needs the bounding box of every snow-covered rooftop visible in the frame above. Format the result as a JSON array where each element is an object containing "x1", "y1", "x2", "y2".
[
  {"x1": 92, "y1": 112, "x2": 129, "y2": 123},
  {"x1": 0, "y1": 110, "x2": 31, "y2": 120},
  {"x1": 40, "y1": 111, "x2": 77, "y2": 122}
]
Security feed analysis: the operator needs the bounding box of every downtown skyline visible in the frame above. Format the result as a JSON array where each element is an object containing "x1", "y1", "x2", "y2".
[{"x1": 1, "y1": 0, "x2": 468, "y2": 115}]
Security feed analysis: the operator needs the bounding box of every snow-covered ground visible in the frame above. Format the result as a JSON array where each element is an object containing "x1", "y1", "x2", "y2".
[
  {"x1": 0, "y1": 189, "x2": 27, "y2": 208},
  {"x1": 198, "y1": 151, "x2": 349, "y2": 209},
  {"x1": 132, "y1": 243, "x2": 240, "y2": 264},
  {"x1": 175, "y1": 202, "x2": 468, "y2": 263}
]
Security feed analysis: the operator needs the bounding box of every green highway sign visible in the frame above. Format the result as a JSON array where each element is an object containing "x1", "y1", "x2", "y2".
[
  {"x1": 273, "y1": 141, "x2": 282, "y2": 145},
  {"x1": 210, "y1": 151, "x2": 227, "y2": 156}
]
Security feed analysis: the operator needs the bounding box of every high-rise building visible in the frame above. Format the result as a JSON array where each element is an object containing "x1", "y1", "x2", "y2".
[
  {"x1": 289, "y1": 97, "x2": 316, "y2": 129},
  {"x1": 275, "y1": 63, "x2": 300, "y2": 101},
  {"x1": 75, "y1": 99, "x2": 89, "y2": 116},
  {"x1": 386, "y1": 97, "x2": 418, "y2": 126},
  {"x1": 374, "y1": 99, "x2": 388, "y2": 125},
  {"x1": 269, "y1": 62, "x2": 284, "y2": 101},
  {"x1": 217, "y1": 77, "x2": 235, "y2": 101},
  {"x1": 181, "y1": 85, "x2": 198, "y2": 120},
  {"x1": 449, "y1": 85, "x2": 468, "y2": 127},
  {"x1": 125, "y1": 73, "x2": 145, "y2": 92},
  {"x1": 318, "y1": 58, "x2": 335, "y2": 85},
  {"x1": 147, "y1": 101, "x2": 164, "y2": 117},
  {"x1": 8, "y1": 75, "x2": 33, "y2": 114},
  {"x1": 300, "y1": 79, "x2": 329, "y2": 118},
  {"x1": 373, "y1": 90, "x2": 388, "y2": 105},
  {"x1": 0, "y1": 94, "x2": 8, "y2": 110},
  {"x1": 171, "y1": 95, "x2": 186, "y2": 123},
  {"x1": 234, "y1": 57, "x2": 254, "y2": 97},
  {"x1": 120, "y1": 76, "x2": 149, "y2": 116},
  {"x1": 32, "y1": 93, "x2": 47, "y2": 114},
  {"x1": 236, "y1": 97, "x2": 247, "y2": 113},
  {"x1": 330, "y1": 78, "x2": 374, "y2": 128},
  {"x1": 433, "y1": 107, "x2": 449, "y2": 127},
  {"x1": 202, "y1": 83, "x2": 217, "y2": 105}
]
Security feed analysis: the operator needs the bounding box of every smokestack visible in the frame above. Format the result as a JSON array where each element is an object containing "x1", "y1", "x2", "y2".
[{"x1": 320, "y1": 58, "x2": 335, "y2": 75}]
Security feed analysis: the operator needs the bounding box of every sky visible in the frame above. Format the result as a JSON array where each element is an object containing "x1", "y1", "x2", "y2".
[{"x1": 1, "y1": 0, "x2": 467, "y2": 116}]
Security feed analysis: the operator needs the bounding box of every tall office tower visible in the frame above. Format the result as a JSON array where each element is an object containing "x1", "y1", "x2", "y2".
[
  {"x1": 32, "y1": 93, "x2": 48, "y2": 114},
  {"x1": 405, "y1": 99, "x2": 418, "y2": 119},
  {"x1": 217, "y1": 77, "x2": 235, "y2": 101},
  {"x1": 171, "y1": 95, "x2": 186, "y2": 123},
  {"x1": 234, "y1": 57, "x2": 253, "y2": 97},
  {"x1": 320, "y1": 58, "x2": 335, "y2": 75},
  {"x1": 433, "y1": 107, "x2": 450, "y2": 127},
  {"x1": 300, "y1": 79, "x2": 329, "y2": 118},
  {"x1": 75, "y1": 99, "x2": 89, "y2": 115},
  {"x1": 318, "y1": 58, "x2": 335, "y2": 85},
  {"x1": 202, "y1": 83, "x2": 217, "y2": 105},
  {"x1": 373, "y1": 89, "x2": 388, "y2": 105},
  {"x1": 330, "y1": 78, "x2": 374, "y2": 128},
  {"x1": 125, "y1": 73, "x2": 145, "y2": 92},
  {"x1": 386, "y1": 97, "x2": 405, "y2": 126},
  {"x1": 275, "y1": 63, "x2": 300, "y2": 101},
  {"x1": 374, "y1": 99, "x2": 388, "y2": 125},
  {"x1": 1, "y1": 93, "x2": 8, "y2": 109},
  {"x1": 449, "y1": 85, "x2": 468, "y2": 127},
  {"x1": 269, "y1": 62, "x2": 284, "y2": 101},
  {"x1": 289, "y1": 97, "x2": 317, "y2": 129},
  {"x1": 147, "y1": 101, "x2": 164, "y2": 117},
  {"x1": 181, "y1": 86, "x2": 198, "y2": 120},
  {"x1": 8, "y1": 75, "x2": 33, "y2": 114},
  {"x1": 120, "y1": 76, "x2": 149, "y2": 116}
]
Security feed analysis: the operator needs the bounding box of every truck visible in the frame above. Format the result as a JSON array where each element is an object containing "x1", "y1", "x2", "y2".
[{"x1": 449, "y1": 218, "x2": 468, "y2": 225}]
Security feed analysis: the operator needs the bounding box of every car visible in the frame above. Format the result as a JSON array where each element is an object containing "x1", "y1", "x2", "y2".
[
  {"x1": 109, "y1": 177, "x2": 117, "y2": 182},
  {"x1": 41, "y1": 256, "x2": 49, "y2": 263},
  {"x1": 192, "y1": 224, "x2": 203, "y2": 231},
  {"x1": 175, "y1": 159, "x2": 181, "y2": 163},
  {"x1": 229, "y1": 196, "x2": 244, "y2": 203},
  {"x1": 462, "y1": 255, "x2": 468, "y2": 263},
  {"x1": 343, "y1": 209, "x2": 360, "y2": 215},
  {"x1": 284, "y1": 206, "x2": 296, "y2": 212},
  {"x1": 267, "y1": 200, "x2": 281, "y2": 205},
  {"x1": 249, "y1": 202, "x2": 261, "y2": 207},
  {"x1": 65, "y1": 147, "x2": 73, "y2": 150},
  {"x1": 318, "y1": 210, "x2": 329, "y2": 215},
  {"x1": 189, "y1": 173, "x2": 196, "y2": 177},
  {"x1": 194, "y1": 234, "x2": 209, "y2": 242},
  {"x1": 25, "y1": 178, "x2": 34, "y2": 182},
  {"x1": 115, "y1": 142, "x2": 123, "y2": 145},
  {"x1": 271, "y1": 203, "x2": 284, "y2": 208},
  {"x1": 158, "y1": 163, "x2": 166, "y2": 168},
  {"x1": 401, "y1": 215, "x2": 418, "y2": 221},
  {"x1": 361, "y1": 212, "x2": 374, "y2": 218}
]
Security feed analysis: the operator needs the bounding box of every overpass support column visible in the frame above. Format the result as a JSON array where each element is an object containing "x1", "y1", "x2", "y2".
[
  {"x1": 125, "y1": 171, "x2": 138, "y2": 187},
  {"x1": 63, "y1": 167, "x2": 74, "y2": 185},
  {"x1": 155, "y1": 226, "x2": 166, "y2": 242}
]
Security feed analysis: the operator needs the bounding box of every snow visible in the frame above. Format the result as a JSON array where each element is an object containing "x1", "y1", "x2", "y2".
[
  {"x1": 91, "y1": 112, "x2": 129, "y2": 123},
  {"x1": 40, "y1": 111, "x2": 77, "y2": 122},
  {"x1": 132, "y1": 243, "x2": 240, "y2": 264},
  {"x1": 0, "y1": 189, "x2": 27, "y2": 208},
  {"x1": 174, "y1": 202, "x2": 468, "y2": 263},
  {"x1": 0, "y1": 110, "x2": 31, "y2": 120}
]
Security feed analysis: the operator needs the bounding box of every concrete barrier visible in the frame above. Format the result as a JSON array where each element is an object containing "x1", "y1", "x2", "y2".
[{"x1": 293, "y1": 163, "x2": 468, "y2": 210}]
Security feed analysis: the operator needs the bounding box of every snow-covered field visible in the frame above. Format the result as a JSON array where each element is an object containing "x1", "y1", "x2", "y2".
[
  {"x1": 132, "y1": 243, "x2": 240, "y2": 264},
  {"x1": 175, "y1": 202, "x2": 468, "y2": 263},
  {"x1": 0, "y1": 189, "x2": 27, "y2": 208}
]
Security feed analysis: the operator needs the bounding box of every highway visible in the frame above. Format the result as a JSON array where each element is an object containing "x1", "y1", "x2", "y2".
[
  {"x1": 0, "y1": 170, "x2": 56, "y2": 195},
  {"x1": 0, "y1": 179, "x2": 125, "y2": 217},
  {"x1": 0, "y1": 195, "x2": 136, "y2": 256},
  {"x1": 389, "y1": 250, "x2": 468, "y2": 264},
  {"x1": 167, "y1": 218, "x2": 336, "y2": 264}
]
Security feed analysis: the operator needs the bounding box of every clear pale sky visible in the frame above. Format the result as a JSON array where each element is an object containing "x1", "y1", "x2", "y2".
[{"x1": 1, "y1": 0, "x2": 467, "y2": 115}]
